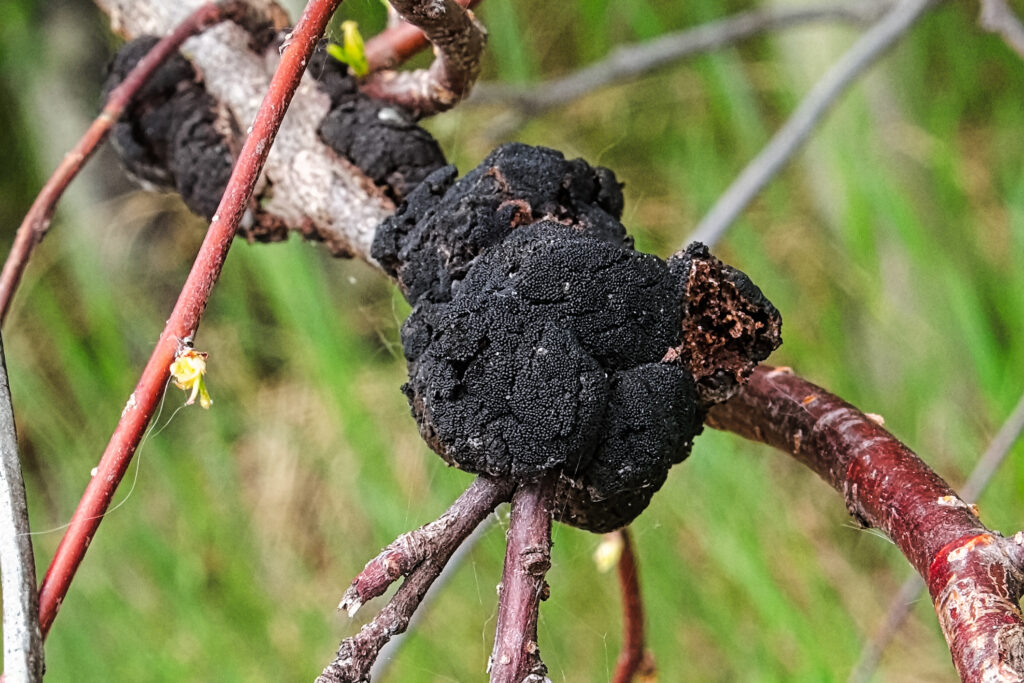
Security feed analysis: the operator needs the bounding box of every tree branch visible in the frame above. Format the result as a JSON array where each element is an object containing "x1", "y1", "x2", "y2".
[
  {"x1": 611, "y1": 528, "x2": 655, "y2": 683},
  {"x1": 36, "y1": 0, "x2": 345, "y2": 638},
  {"x1": 364, "y1": 0, "x2": 481, "y2": 72},
  {"x1": 0, "y1": 2, "x2": 237, "y2": 325},
  {"x1": 467, "y1": 0, "x2": 892, "y2": 116},
  {"x1": 688, "y1": 0, "x2": 941, "y2": 248},
  {"x1": 489, "y1": 475, "x2": 556, "y2": 683},
  {"x1": 338, "y1": 475, "x2": 514, "y2": 617},
  {"x1": 979, "y1": 0, "x2": 1024, "y2": 60},
  {"x1": 707, "y1": 365, "x2": 1024, "y2": 682},
  {"x1": 848, "y1": 387, "x2": 1024, "y2": 683},
  {"x1": 0, "y1": 333, "x2": 43, "y2": 682},
  {"x1": 94, "y1": 0, "x2": 393, "y2": 259},
  {"x1": 361, "y1": 0, "x2": 487, "y2": 116},
  {"x1": 317, "y1": 476, "x2": 514, "y2": 682}
]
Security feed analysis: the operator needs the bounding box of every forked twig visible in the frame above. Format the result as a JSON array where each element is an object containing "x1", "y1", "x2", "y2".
[
  {"x1": 317, "y1": 476, "x2": 514, "y2": 682},
  {"x1": 364, "y1": 0, "x2": 481, "y2": 72},
  {"x1": 362, "y1": 0, "x2": 487, "y2": 116},
  {"x1": 0, "y1": 1, "x2": 236, "y2": 325},
  {"x1": 35, "y1": 0, "x2": 345, "y2": 638}
]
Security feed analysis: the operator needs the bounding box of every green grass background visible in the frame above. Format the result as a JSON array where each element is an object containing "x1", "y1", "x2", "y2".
[{"x1": 1, "y1": 0, "x2": 1022, "y2": 680}]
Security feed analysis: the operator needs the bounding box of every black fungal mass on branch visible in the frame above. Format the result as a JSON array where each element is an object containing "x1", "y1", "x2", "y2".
[
  {"x1": 374, "y1": 143, "x2": 783, "y2": 532},
  {"x1": 103, "y1": 36, "x2": 234, "y2": 219},
  {"x1": 312, "y1": 47, "x2": 447, "y2": 202},
  {"x1": 103, "y1": 38, "x2": 445, "y2": 222}
]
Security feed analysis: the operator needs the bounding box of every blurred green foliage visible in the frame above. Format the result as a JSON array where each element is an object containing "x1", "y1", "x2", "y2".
[{"x1": 1, "y1": 0, "x2": 1022, "y2": 681}]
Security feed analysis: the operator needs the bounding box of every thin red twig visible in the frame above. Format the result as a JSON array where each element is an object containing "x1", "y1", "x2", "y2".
[
  {"x1": 364, "y1": 0, "x2": 480, "y2": 72},
  {"x1": 611, "y1": 529, "x2": 655, "y2": 683},
  {"x1": 35, "y1": 0, "x2": 345, "y2": 637},
  {"x1": 707, "y1": 365, "x2": 1024, "y2": 682},
  {"x1": 0, "y1": 1, "x2": 237, "y2": 325},
  {"x1": 489, "y1": 475, "x2": 556, "y2": 683}
]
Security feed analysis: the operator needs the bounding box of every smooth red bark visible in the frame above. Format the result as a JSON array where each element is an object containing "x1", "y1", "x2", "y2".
[
  {"x1": 36, "y1": 0, "x2": 345, "y2": 637},
  {"x1": 612, "y1": 529, "x2": 655, "y2": 683},
  {"x1": 707, "y1": 365, "x2": 1024, "y2": 682}
]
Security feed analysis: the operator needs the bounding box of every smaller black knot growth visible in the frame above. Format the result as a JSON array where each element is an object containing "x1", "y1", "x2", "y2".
[{"x1": 374, "y1": 143, "x2": 782, "y2": 532}]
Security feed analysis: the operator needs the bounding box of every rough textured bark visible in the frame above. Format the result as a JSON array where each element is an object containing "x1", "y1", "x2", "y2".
[
  {"x1": 338, "y1": 476, "x2": 514, "y2": 617},
  {"x1": 706, "y1": 365, "x2": 1024, "y2": 682},
  {"x1": 489, "y1": 475, "x2": 556, "y2": 683},
  {"x1": 361, "y1": 0, "x2": 487, "y2": 116},
  {"x1": 318, "y1": 477, "x2": 514, "y2": 682}
]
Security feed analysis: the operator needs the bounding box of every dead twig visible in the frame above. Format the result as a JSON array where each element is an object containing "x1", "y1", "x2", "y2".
[
  {"x1": 0, "y1": 1, "x2": 234, "y2": 325},
  {"x1": 489, "y1": 475, "x2": 556, "y2": 683},
  {"x1": 0, "y1": 333, "x2": 43, "y2": 682},
  {"x1": 467, "y1": 0, "x2": 892, "y2": 117},
  {"x1": 364, "y1": 0, "x2": 481, "y2": 72},
  {"x1": 611, "y1": 528, "x2": 655, "y2": 683},
  {"x1": 689, "y1": 0, "x2": 941, "y2": 248},
  {"x1": 35, "y1": 0, "x2": 345, "y2": 638},
  {"x1": 338, "y1": 476, "x2": 514, "y2": 616},
  {"x1": 707, "y1": 365, "x2": 1024, "y2": 683},
  {"x1": 317, "y1": 476, "x2": 514, "y2": 682},
  {"x1": 361, "y1": 0, "x2": 487, "y2": 116}
]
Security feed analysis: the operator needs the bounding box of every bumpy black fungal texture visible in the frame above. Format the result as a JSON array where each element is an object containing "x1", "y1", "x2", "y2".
[
  {"x1": 103, "y1": 38, "x2": 446, "y2": 223},
  {"x1": 372, "y1": 143, "x2": 629, "y2": 305},
  {"x1": 103, "y1": 36, "x2": 234, "y2": 219},
  {"x1": 312, "y1": 47, "x2": 446, "y2": 202},
  {"x1": 378, "y1": 143, "x2": 782, "y2": 532}
]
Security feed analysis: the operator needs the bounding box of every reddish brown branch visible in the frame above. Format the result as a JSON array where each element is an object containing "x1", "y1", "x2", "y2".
[
  {"x1": 361, "y1": 0, "x2": 486, "y2": 116},
  {"x1": 706, "y1": 365, "x2": 1024, "y2": 682},
  {"x1": 35, "y1": 0, "x2": 345, "y2": 638},
  {"x1": 364, "y1": 0, "x2": 480, "y2": 72},
  {"x1": 318, "y1": 476, "x2": 513, "y2": 682},
  {"x1": 0, "y1": 2, "x2": 239, "y2": 325},
  {"x1": 338, "y1": 475, "x2": 514, "y2": 617},
  {"x1": 489, "y1": 475, "x2": 556, "y2": 683},
  {"x1": 611, "y1": 529, "x2": 655, "y2": 683}
]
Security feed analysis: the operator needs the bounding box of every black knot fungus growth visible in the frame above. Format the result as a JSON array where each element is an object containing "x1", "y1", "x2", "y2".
[
  {"x1": 378, "y1": 144, "x2": 783, "y2": 532},
  {"x1": 103, "y1": 38, "x2": 446, "y2": 223},
  {"x1": 372, "y1": 143, "x2": 629, "y2": 305},
  {"x1": 312, "y1": 47, "x2": 447, "y2": 202},
  {"x1": 103, "y1": 36, "x2": 235, "y2": 219}
]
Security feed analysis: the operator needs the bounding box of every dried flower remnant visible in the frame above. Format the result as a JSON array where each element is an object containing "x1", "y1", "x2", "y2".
[{"x1": 170, "y1": 349, "x2": 212, "y2": 409}]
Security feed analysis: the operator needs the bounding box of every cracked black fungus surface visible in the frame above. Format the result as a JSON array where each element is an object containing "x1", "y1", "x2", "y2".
[{"x1": 376, "y1": 144, "x2": 782, "y2": 532}]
